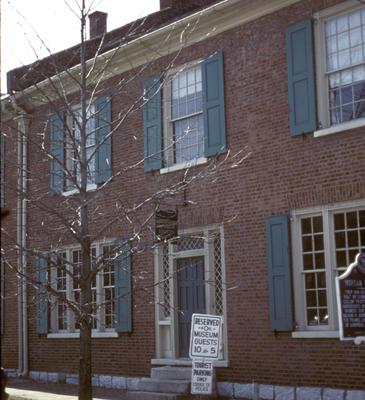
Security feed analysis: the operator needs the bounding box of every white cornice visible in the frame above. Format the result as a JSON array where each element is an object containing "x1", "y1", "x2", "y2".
[{"x1": 6, "y1": 0, "x2": 301, "y2": 112}]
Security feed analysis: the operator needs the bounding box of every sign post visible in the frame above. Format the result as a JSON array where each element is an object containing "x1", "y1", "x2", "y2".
[
  {"x1": 189, "y1": 314, "x2": 222, "y2": 396},
  {"x1": 336, "y1": 252, "x2": 365, "y2": 343}
]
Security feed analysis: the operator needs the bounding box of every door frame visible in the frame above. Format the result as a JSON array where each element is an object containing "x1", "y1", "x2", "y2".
[{"x1": 153, "y1": 225, "x2": 228, "y2": 363}]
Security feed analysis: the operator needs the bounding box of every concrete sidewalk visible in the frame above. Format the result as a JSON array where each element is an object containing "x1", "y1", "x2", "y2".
[{"x1": 6, "y1": 378, "x2": 129, "y2": 400}]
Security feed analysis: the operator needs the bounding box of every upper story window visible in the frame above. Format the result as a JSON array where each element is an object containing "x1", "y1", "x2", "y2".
[
  {"x1": 49, "y1": 96, "x2": 112, "y2": 194},
  {"x1": 286, "y1": 2, "x2": 365, "y2": 137},
  {"x1": 168, "y1": 65, "x2": 204, "y2": 165},
  {"x1": 67, "y1": 107, "x2": 97, "y2": 190},
  {"x1": 325, "y1": 8, "x2": 365, "y2": 125},
  {"x1": 314, "y1": 2, "x2": 365, "y2": 134},
  {"x1": 143, "y1": 51, "x2": 226, "y2": 173}
]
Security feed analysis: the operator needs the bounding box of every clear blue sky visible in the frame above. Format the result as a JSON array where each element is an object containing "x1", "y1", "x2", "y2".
[{"x1": 1, "y1": 0, "x2": 160, "y2": 94}]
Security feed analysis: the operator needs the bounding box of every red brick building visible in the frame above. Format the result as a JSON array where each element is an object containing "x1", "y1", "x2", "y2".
[{"x1": 1, "y1": 0, "x2": 365, "y2": 399}]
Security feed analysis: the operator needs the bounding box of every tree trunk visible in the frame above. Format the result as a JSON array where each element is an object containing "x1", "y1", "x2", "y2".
[{"x1": 79, "y1": 320, "x2": 92, "y2": 400}]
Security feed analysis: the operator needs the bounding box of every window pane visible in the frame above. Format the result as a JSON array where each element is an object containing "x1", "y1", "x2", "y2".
[
  {"x1": 314, "y1": 235, "x2": 324, "y2": 251},
  {"x1": 305, "y1": 273, "x2": 316, "y2": 289},
  {"x1": 347, "y1": 211, "x2": 358, "y2": 228},
  {"x1": 303, "y1": 254, "x2": 313, "y2": 270},
  {"x1": 302, "y1": 236, "x2": 312, "y2": 252},
  {"x1": 360, "y1": 211, "x2": 365, "y2": 227},
  {"x1": 319, "y1": 309, "x2": 329, "y2": 325},
  {"x1": 318, "y1": 290, "x2": 327, "y2": 307},
  {"x1": 336, "y1": 250, "x2": 347, "y2": 268},
  {"x1": 334, "y1": 213, "x2": 345, "y2": 230},
  {"x1": 313, "y1": 216, "x2": 323, "y2": 233},
  {"x1": 335, "y1": 231, "x2": 346, "y2": 248},
  {"x1": 174, "y1": 114, "x2": 204, "y2": 164},
  {"x1": 347, "y1": 230, "x2": 359, "y2": 247},
  {"x1": 301, "y1": 218, "x2": 312, "y2": 234},
  {"x1": 315, "y1": 253, "x2": 325, "y2": 269},
  {"x1": 307, "y1": 309, "x2": 319, "y2": 326},
  {"x1": 306, "y1": 291, "x2": 316, "y2": 307},
  {"x1": 317, "y1": 272, "x2": 326, "y2": 289}
]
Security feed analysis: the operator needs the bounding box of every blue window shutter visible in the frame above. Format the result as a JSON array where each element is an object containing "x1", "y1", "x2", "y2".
[
  {"x1": 202, "y1": 51, "x2": 226, "y2": 157},
  {"x1": 50, "y1": 113, "x2": 64, "y2": 192},
  {"x1": 143, "y1": 76, "x2": 162, "y2": 172},
  {"x1": 36, "y1": 253, "x2": 48, "y2": 334},
  {"x1": 265, "y1": 216, "x2": 293, "y2": 331},
  {"x1": 95, "y1": 96, "x2": 112, "y2": 184},
  {"x1": 115, "y1": 241, "x2": 132, "y2": 332},
  {"x1": 286, "y1": 20, "x2": 316, "y2": 136}
]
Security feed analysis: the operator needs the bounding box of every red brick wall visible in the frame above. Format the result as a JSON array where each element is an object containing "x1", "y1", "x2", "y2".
[{"x1": 2, "y1": 0, "x2": 365, "y2": 389}]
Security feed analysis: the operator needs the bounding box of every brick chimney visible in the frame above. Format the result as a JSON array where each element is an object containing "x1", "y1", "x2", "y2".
[{"x1": 88, "y1": 11, "x2": 107, "y2": 39}]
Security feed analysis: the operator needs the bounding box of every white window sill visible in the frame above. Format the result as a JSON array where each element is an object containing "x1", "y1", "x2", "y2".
[
  {"x1": 160, "y1": 157, "x2": 207, "y2": 174},
  {"x1": 314, "y1": 118, "x2": 365, "y2": 138},
  {"x1": 47, "y1": 331, "x2": 118, "y2": 339},
  {"x1": 62, "y1": 184, "x2": 97, "y2": 197},
  {"x1": 292, "y1": 330, "x2": 339, "y2": 339}
]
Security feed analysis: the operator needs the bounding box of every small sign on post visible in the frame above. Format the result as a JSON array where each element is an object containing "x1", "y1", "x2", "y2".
[
  {"x1": 336, "y1": 252, "x2": 365, "y2": 342},
  {"x1": 191, "y1": 359, "x2": 214, "y2": 395},
  {"x1": 189, "y1": 314, "x2": 222, "y2": 396}
]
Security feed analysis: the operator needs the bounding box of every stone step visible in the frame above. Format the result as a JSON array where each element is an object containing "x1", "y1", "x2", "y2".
[
  {"x1": 125, "y1": 391, "x2": 190, "y2": 400},
  {"x1": 139, "y1": 377, "x2": 190, "y2": 394},
  {"x1": 151, "y1": 367, "x2": 192, "y2": 381}
]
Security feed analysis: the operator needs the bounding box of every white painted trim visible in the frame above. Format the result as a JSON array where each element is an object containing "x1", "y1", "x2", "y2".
[
  {"x1": 47, "y1": 331, "x2": 118, "y2": 339},
  {"x1": 14, "y1": 0, "x2": 302, "y2": 109},
  {"x1": 160, "y1": 157, "x2": 208, "y2": 174},
  {"x1": 314, "y1": 119, "x2": 365, "y2": 138},
  {"x1": 62, "y1": 184, "x2": 97, "y2": 197},
  {"x1": 291, "y1": 331, "x2": 339, "y2": 339}
]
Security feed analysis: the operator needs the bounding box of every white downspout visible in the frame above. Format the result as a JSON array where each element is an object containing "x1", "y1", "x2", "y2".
[{"x1": 13, "y1": 105, "x2": 31, "y2": 377}]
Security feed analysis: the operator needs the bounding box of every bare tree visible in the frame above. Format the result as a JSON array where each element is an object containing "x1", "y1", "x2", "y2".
[{"x1": 1, "y1": 1, "x2": 250, "y2": 399}]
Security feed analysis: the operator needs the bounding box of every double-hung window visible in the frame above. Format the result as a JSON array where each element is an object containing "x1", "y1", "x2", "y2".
[
  {"x1": 50, "y1": 96, "x2": 112, "y2": 194},
  {"x1": 291, "y1": 201, "x2": 365, "y2": 335},
  {"x1": 164, "y1": 65, "x2": 205, "y2": 167},
  {"x1": 143, "y1": 51, "x2": 226, "y2": 173},
  {"x1": 315, "y1": 2, "x2": 365, "y2": 132},
  {"x1": 66, "y1": 106, "x2": 97, "y2": 191}
]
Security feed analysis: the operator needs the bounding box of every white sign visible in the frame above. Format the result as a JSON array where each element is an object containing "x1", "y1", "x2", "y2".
[
  {"x1": 189, "y1": 313, "x2": 222, "y2": 360},
  {"x1": 191, "y1": 359, "x2": 213, "y2": 395}
]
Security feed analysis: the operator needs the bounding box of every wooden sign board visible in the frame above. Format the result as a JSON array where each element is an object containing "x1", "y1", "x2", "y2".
[
  {"x1": 155, "y1": 209, "x2": 178, "y2": 241},
  {"x1": 336, "y1": 252, "x2": 365, "y2": 340}
]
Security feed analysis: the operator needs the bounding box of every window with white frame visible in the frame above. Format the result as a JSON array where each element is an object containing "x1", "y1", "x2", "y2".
[
  {"x1": 50, "y1": 242, "x2": 116, "y2": 333},
  {"x1": 164, "y1": 64, "x2": 205, "y2": 167},
  {"x1": 292, "y1": 202, "x2": 365, "y2": 332},
  {"x1": 50, "y1": 96, "x2": 111, "y2": 194},
  {"x1": 65, "y1": 106, "x2": 97, "y2": 191},
  {"x1": 315, "y1": 2, "x2": 365, "y2": 129}
]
